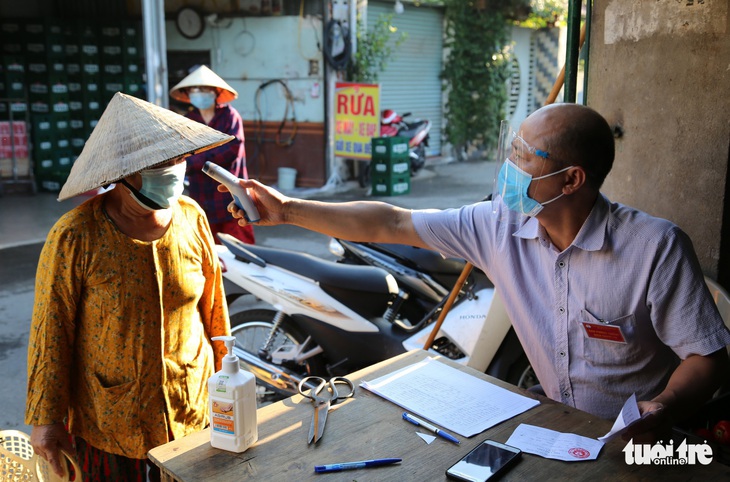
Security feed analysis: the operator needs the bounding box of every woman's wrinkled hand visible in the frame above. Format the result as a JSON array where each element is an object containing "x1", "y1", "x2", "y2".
[{"x1": 30, "y1": 422, "x2": 74, "y2": 478}]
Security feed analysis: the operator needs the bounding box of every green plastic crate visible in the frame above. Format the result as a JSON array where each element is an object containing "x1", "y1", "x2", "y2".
[
  {"x1": 371, "y1": 158, "x2": 410, "y2": 177},
  {"x1": 372, "y1": 174, "x2": 411, "y2": 197},
  {"x1": 371, "y1": 136, "x2": 409, "y2": 161}
]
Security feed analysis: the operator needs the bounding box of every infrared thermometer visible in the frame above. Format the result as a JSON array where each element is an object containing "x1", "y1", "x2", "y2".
[{"x1": 202, "y1": 161, "x2": 260, "y2": 223}]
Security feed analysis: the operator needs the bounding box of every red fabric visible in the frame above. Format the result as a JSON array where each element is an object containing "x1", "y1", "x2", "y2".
[
  {"x1": 185, "y1": 104, "x2": 249, "y2": 225},
  {"x1": 210, "y1": 218, "x2": 255, "y2": 245},
  {"x1": 73, "y1": 436, "x2": 160, "y2": 482}
]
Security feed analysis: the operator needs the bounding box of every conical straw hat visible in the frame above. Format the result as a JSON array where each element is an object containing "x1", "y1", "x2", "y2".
[
  {"x1": 169, "y1": 65, "x2": 238, "y2": 104},
  {"x1": 58, "y1": 92, "x2": 234, "y2": 201}
]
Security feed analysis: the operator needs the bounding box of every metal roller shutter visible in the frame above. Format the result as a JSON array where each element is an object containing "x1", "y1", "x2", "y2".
[{"x1": 366, "y1": 2, "x2": 444, "y2": 158}]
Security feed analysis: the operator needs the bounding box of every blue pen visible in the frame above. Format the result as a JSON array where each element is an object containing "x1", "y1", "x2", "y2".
[
  {"x1": 314, "y1": 458, "x2": 402, "y2": 473},
  {"x1": 402, "y1": 412, "x2": 460, "y2": 444}
]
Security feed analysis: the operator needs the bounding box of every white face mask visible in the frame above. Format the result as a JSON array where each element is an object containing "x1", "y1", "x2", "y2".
[
  {"x1": 126, "y1": 161, "x2": 187, "y2": 210},
  {"x1": 189, "y1": 91, "x2": 216, "y2": 110}
]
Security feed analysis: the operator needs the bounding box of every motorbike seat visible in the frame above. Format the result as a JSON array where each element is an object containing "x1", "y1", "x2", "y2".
[
  {"x1": 368, "y1": 243, "x2": 466, "y2": 276},
  {"x1": 219, "y1": 234, "x2": 397, "y2": 296},
  {"x1": 398, "y1": 120, "x2": 428, "y2": 139}
]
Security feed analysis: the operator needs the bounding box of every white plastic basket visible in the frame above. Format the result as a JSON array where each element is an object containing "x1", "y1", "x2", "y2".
[{"x1": 0, "y1": 430, "x2": 79, "y2": 482}]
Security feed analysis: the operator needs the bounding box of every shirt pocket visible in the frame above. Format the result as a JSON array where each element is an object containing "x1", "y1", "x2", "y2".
[{"x1": 577, "y1": 308, "x2": 642, "y2": 366}]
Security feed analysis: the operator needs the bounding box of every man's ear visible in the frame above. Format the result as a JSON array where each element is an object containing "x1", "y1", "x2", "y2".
[{"x1": 564, "y1": 166, "x2": 586, "y2": 194}]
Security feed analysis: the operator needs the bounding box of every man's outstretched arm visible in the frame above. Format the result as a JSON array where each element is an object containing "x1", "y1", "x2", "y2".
[{"x1": 223, "y1": 178, "x2": 430, "y2": 248}]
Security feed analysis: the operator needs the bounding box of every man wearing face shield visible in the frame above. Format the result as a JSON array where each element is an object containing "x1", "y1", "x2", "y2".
[
  {"x1": 170, "y1": 65, "x2": 255, "y2": 244},
  {"x1": 25, "y1": 93, "x2": 232, "y2": 481},
  {"x1": 226, "y1": 103, "x2": 730, "y2": 443}
]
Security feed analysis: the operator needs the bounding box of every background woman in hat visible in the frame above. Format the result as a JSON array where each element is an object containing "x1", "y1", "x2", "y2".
[
  {"x1": 170, "y1": 65, "x2": 255, "y2": 244},
  {"x1": 26, "y1": 93, "x2": 233, "y2": 481}
]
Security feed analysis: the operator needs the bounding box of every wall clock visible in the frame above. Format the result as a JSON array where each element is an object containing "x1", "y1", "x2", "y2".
[{"x1": 175, "y1": 7, "x2": 205, "y2": 40}]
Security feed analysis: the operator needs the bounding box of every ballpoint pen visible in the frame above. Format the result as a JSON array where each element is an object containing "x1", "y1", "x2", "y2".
[
  {"x1": 402, "y1": 412, "x2": 461, "y2": 444},
  {"x1": 314, "y1": 458, "x2": 402, "y2": 473}
]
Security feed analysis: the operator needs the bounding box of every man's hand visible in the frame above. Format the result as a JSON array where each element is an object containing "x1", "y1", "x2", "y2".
[
  {"x1": 221, "y1": 178, "x2": 289, "y2": 227},
  {"x1": 30, "y1": 422, "x2": 74, "y2": 478},
  {"x1": 623, "y1": 349, "x2": 730, "y2": 444},
  {"x1": 622, "y1": 402, "x2": 671, "y2": 444}
]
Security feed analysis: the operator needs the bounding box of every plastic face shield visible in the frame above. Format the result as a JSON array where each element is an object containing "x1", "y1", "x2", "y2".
[{"x1": 491, "y1": 120, "x2": 551, "y2": 215}]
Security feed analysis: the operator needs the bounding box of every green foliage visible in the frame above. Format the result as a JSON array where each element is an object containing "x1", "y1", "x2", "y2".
[
  {"x1": 348, "y1": 14, "x2": 407, "y2": 83},
  {"x1": 515, "y1": 0, "x2": 568, "y2": 29},
  {"x1": 441, "y1": 1, "x2": 515, "y2": 157}
]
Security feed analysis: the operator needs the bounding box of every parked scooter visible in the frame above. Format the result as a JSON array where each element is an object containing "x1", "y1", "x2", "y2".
[
  {"x1": 358, "y1": 109, "x2": 432, "y2": 187},
  {"x1": 217, "y1": 229, "x2": 534, "y2": 404},
  {"x1": 328, "y1": 237, "x2": 536, "y2": 386}
]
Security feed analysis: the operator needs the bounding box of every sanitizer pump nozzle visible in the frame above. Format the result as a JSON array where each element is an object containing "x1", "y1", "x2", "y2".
[{"x1": 212, "y1": 335, "x2": 238, "y2": 374}]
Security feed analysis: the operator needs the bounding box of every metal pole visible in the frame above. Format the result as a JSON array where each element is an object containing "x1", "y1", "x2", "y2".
[
  {"x1": 323, "y1": 1, "x2": 336, "y2": 185},
  {"x1": 582, "y1": 0, "x2": 592, "y2": 105},
  {"x1": 564, "y1": 0, "x2": 582, "y2": 103},
  {"x1": 142, "y1": 0, "x2": 169, "y2": 107}
]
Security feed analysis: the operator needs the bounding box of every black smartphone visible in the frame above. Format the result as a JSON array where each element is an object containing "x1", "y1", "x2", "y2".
[{"x1": 445, "y1": 439, "x2": 522, "y2": 482}]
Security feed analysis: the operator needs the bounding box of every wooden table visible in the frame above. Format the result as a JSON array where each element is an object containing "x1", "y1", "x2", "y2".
[{"x1": 149, "y1": 350, "x2": 730, "y2": 481}]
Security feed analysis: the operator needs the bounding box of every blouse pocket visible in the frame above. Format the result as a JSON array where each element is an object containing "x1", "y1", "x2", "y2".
[
  {"x1": 87, "y1": 375, "x2": 141, "y2": 433},
  {"x1": 578, "y1": 309, "x2": 642, "y2": 366}
]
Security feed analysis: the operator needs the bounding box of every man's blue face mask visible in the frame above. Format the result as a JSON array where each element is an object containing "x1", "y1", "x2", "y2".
[
  {"x1": 497, "y1": 159, "x2": 572, "y2": 217},
  {"x1": 493, "y1": 122, "x2": 573, "y2": 217}
]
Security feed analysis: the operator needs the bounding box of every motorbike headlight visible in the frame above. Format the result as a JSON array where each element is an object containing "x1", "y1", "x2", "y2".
[{"x1": 328, "y1": 237, "x2": 345, "y2": 257}]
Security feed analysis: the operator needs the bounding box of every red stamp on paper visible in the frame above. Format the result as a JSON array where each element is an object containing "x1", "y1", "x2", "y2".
[{"x1": 568, "y1": 447, "x2": 590, "y2": 459}]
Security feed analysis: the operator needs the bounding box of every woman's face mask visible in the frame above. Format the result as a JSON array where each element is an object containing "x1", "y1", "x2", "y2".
[
  {"x1": 189, "y1": 91, "x2": 216, "y2": 110},
  {"x1": 126, "y1": 161, "x2": 187, "y2": 211},
  {"x1": 497, "y1": 159, "x2": 573, "y2": 217}
]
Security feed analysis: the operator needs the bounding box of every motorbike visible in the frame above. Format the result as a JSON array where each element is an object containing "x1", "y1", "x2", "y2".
[
  {"x1": 217, "y1": 231, "x2": 535, "y2": 404},
  {"x1": 358, "y1": 109, "x2": 432, "y2": 187},
  {"x1": 328, "y1": 237, "x2": 536, "y2": 384}
]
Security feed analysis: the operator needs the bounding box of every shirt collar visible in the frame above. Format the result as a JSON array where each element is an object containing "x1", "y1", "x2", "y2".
[{"x1": 512, "y1": 193, "x2": 609, "y2": 252}]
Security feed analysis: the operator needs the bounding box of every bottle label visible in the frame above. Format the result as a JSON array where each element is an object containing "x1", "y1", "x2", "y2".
[
  {"x1": 216, "y1": 375, "x2": 228, "y2": 392},
  {"x1": 211, "y1": 399, "x2": 235, "y2": 434}
]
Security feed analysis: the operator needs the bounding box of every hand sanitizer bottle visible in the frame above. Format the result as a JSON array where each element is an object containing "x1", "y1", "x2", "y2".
[{"x1": 208, "y1": 335, "x2": 258, "y2": 452}]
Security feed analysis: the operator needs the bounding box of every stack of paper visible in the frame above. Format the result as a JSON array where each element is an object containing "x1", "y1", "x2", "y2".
[{"x1": 360, "y1": 357, "x2": 540, "y2": 437}]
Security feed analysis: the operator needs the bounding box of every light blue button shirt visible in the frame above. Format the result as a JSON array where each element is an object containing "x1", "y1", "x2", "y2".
[{"x1": 412, "y1": 194, "x2": 730, "y2": 419}]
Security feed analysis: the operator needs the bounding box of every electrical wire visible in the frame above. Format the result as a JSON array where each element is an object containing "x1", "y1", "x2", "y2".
[
  {"x1": 254, "y1": 79, "x2": 298, "y2": 148},
  {"x1": 323, "y1": 19, "x2": 350, "y2": 71},
  {"x1": 298, "y1": 0, "x2": 321, "y2": 61}
]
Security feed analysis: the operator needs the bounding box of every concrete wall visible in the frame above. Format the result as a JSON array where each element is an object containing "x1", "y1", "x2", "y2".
[
  {"x1": 166, "y1": 16, "x2": 325, "y2": 123},
  {"x1": 588, "y1": 0, "x2": 729, "y2": 282}
]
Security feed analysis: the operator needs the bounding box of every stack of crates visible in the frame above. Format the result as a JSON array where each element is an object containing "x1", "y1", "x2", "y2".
[
  {"x1": 24, "y1": 19, "x2": 72, "y2": 192},
  {"x1": 101, "y1": 22, "x2": 144, "y2": 102},
  {"x1": 1, "y1": 24, "x2": 31, "y2": 184},
  {"x1": 0, "y1": 18, "x2": 145, "y2": 192},
  {"x1": 0, "y1": 21, "x2": 29, "y2": 134},
  {"x1": 0, "y1": 54, "x2": 28, "y2": 120},
  {"x1": 370, "y1": 136, "x2": 411, "y2": 196}
]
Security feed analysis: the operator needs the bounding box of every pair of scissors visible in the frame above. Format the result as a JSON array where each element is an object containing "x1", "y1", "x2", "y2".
[{"x1": 297, "y1": 376, "x2": 355, "y2": 443}]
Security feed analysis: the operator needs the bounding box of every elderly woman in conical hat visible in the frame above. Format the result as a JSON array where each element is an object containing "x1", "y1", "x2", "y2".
[
  {"x1": 170, "y1": 65, "x2": 255, "y2": 245},
  {"x1": 26, "y1": 92, "x2": 232, "y2": 481}
]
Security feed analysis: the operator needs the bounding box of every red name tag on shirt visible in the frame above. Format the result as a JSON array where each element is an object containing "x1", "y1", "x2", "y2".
[{"x1": 581, "y1": 322, "x2": 627, "y2": 343}]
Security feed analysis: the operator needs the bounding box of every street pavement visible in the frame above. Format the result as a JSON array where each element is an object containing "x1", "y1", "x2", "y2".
[{"x1": 0, "y1": 158, "x2": 496, "y2": 432}]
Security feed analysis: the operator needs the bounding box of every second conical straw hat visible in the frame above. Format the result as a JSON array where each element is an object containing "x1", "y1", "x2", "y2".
[
  {"x1": 169, "y1": 65, "x2": 238, "y2": 104},
  {"x1": 58, "y1": 92, "x2": 233, "y2": 201}
]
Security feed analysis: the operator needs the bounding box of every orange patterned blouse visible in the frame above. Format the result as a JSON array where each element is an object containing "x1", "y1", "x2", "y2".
[{"x1": 25, "y1": 193, "x2": 230, "y2": 459}]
